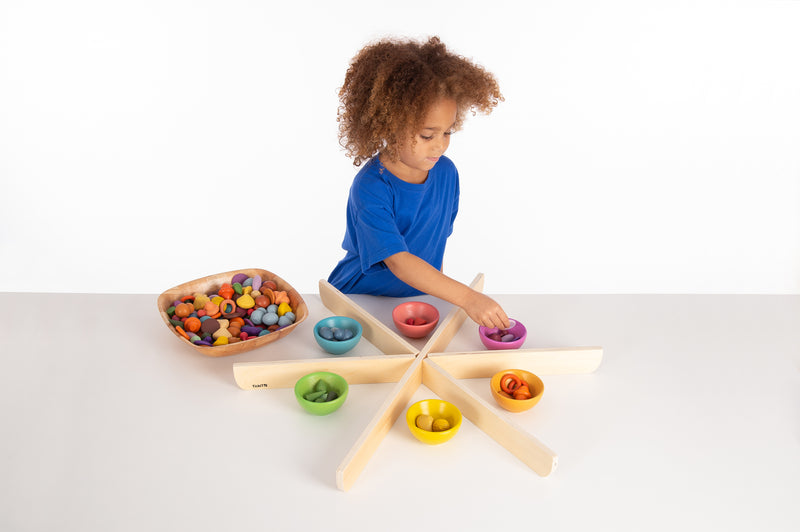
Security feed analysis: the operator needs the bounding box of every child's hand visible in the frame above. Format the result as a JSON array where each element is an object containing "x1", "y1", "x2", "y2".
[{"x1": 462, "y1": 290, "x2": 510, "y2": 329}]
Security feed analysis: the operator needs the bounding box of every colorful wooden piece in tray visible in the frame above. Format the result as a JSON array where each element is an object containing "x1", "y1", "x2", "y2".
[{"x1": 157, "y1": 268, "x2": 308, "y2": 357}]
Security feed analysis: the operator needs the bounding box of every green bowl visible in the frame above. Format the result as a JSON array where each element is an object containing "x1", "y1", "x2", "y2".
[{"x1": 294, "y1": 371, "x2": 349, "y2": 416}]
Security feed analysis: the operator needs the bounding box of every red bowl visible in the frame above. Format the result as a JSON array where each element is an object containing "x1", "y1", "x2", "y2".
[{"x1": 392, "y1": 301, "x2": 439, "y2": 338}]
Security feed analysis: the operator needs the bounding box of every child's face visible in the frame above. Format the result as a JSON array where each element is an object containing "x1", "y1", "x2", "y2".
[{"x1": 386, "y1": 97, "x2": 458, "y2": 184}]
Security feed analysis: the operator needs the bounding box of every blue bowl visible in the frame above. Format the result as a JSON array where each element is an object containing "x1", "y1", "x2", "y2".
[{"x1": 313, "y1": 316, "x2": 362, "y2": 355}]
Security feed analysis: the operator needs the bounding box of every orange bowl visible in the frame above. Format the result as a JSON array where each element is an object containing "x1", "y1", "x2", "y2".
[
  {"x1": 490, "y1": 369, "x2": 544, "y2": 413},
  {"x1": 157, "y1": 268, "x2": 308, "y2": 357}
]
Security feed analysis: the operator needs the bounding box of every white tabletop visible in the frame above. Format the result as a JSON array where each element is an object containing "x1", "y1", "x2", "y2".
[{"x1": 1, "y1": 292, "x2": 798, "y2": 531}]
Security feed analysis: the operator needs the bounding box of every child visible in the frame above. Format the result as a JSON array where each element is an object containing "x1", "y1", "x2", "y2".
[{"x1": 328, "y1": 36, "x2": 510, "y2": 329}]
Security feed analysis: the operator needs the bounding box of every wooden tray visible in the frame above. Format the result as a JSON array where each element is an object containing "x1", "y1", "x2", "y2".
[{"x1": 157, "y1": 268, "x2": 308, "y2": 357}]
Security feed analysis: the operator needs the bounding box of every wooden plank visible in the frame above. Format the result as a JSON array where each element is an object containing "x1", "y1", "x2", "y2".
[
  {"x1": 468, "y1": 271, "x2": 486, "y2": 293},
  {"x1": 232, "y1": 355, "x2": 416, "y2": 390},
  {"x1": 422, "y1": 358, "x2": 558, "y2": 477},
  {"x1": 427, "y1": 347, "x2": 603, "y2": 378},
  {"x1": 319, "y1": 280, "x2": 417, "y2": 355},
  {"x1": 336, "y1": 355, "x2": 424, "y2": 491},
  {"x1": 418, "y1": 272, "x2": 484, "y2": 357}
]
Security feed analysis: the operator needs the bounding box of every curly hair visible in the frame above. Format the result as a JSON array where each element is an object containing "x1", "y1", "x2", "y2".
[{"x1": 337, "y1": 36, "x2": 503, "y2": 166}]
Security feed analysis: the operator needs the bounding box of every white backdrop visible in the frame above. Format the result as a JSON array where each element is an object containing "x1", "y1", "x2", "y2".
[{"x1": 2, "y1": 0, "x2": 798, "y2": 294}]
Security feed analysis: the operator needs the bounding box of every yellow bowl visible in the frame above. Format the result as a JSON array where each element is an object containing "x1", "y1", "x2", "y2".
[
  {"x1": 405, "y1": 399, "x2": 462, "y2": 445},
  {"x1": 490, "y1": 369, "x2": 544, "y2": 413},
  {"x1": 157, "y1": 268, "x2": 308, "y2": 357}
]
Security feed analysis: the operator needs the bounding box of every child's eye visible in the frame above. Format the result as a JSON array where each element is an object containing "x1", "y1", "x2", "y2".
[{"x1": 419, "y1": 132, "x2": 453, "y2": 141}]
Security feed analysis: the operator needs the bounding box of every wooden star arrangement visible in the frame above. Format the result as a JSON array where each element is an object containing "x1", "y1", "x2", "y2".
[{"x1": 232, "y1": 273, "x2": 603, "y2": 491}]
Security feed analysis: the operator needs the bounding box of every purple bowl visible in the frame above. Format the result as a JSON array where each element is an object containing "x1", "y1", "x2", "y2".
[{"x1": 478, "y1": 319, "x2": 527, "y2": 350}]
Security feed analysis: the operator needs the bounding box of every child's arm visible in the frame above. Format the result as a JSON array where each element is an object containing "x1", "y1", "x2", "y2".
[{"x1": 383, "y1": 251, "x2": 511, "y2": 329}]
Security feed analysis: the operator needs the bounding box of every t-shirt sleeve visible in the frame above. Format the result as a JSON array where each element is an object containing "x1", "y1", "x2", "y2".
[
  {"x1": 349, "y1": 177, "x2": 408, "y2": 274},
  {"x1": 448, "y1": 170, "x2": 460, "y2": 236}
]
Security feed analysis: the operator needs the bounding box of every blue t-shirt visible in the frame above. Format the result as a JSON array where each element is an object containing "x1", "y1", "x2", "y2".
[{"x1": 328, "y1": 155, "x2": 460, "y2": 297}]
